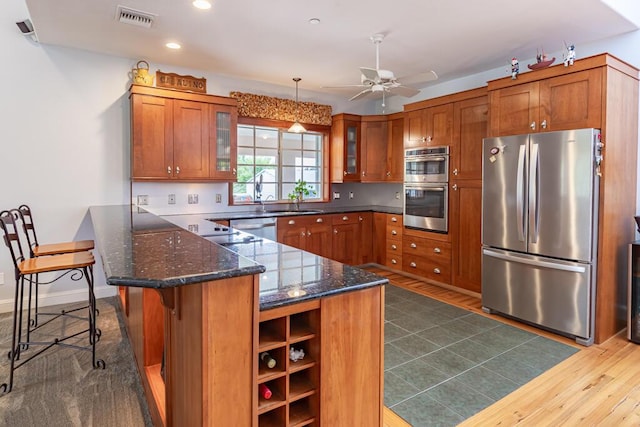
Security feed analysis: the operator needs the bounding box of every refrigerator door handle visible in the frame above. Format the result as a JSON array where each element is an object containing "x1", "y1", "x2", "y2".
[
  {"x1": 483, "y1": 248, "x2": 587, "y2": 273},
  {"x1": 529, "y1": 143, "x2": 540, "y2": 243},
  {"x1": 516, "y1": 144, "x2": 526, "y2": 242}
]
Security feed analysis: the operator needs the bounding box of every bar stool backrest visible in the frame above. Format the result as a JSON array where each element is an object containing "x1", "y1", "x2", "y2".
[
  {"x1": 16, "y1": 205, "x2": 38, "y2": 258},
  {"x1": 0, "y1": 210, "x2": 26, "y2": 274}
]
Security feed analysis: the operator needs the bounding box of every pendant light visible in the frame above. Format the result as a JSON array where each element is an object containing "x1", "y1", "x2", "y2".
[{"x1": 288, "y1": 77, "x2": 307, "y2": 133}]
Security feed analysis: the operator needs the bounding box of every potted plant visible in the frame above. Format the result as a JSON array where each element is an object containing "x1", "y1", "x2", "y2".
[{"x1": 287, "y1": 180, "x2": 316, "y2": 210}]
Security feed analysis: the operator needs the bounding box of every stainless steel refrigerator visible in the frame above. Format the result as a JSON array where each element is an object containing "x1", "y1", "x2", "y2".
[{"x1": 482, "y1": 129, "x2": 602, "y2": 345}]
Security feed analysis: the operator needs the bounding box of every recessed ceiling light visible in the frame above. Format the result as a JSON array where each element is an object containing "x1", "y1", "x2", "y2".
[
  {"x1": 192, "y1": 0, "x2": 211, "y2": 10},
  {"x1": 166, "y1": 42, "x2": 181, "y2": 49},
  {"x1": 308, "y1": 18, "x2": 320, "y2": 25}
]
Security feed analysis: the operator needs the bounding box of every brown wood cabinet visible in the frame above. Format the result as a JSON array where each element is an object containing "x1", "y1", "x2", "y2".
[
  {"x1": 404, "y1": 103, "x2": 453, "y2": 148},
  {"x1": 384, "y1": 214, "x2": 403, "y2": 269},
  {"x1": 358, "y1": 212, "x2": 374, "y2": 264},
  {"x1": 130, "y1": 85, "x2": 238, "y2": 181},
  {"x1": 331, "y1": 213, "x2": 361, "y2": 265},
  {"x1": 488, "y1": 67, "x2": 602, "y2": 136},
  {"x1": 330, "y1": 114, "x2": 361, "y2": 182},
  {"x1": 277, "y1": 215, "x2": 332, "y2": 259},
  {"x1": 360, "y1": 117, "x2": 389, "y2": 182},
  {"x1": 487, "y1": 53, "x2": 639, "y2": 343},
  {"x1": 403, "y1": 231, "x2": 452, "y2": 284}
]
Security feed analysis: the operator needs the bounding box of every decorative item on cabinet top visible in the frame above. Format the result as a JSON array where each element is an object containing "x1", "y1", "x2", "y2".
[
  {"x1": 131, "y1": 60, "x2": 154, "y2": 86},
  {"x1": 230, "y1": 91, "x2": 332, "y2": 126},
  {"x1": 156, "y1": 70, "x2": 206, "y2": 93}
]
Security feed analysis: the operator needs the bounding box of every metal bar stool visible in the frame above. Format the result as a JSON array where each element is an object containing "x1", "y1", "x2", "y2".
[
  {"x1": 0, "y1": 209, "x2": 105, "y2": 394},
  {"x1": 15, "y1": 204, "x2": 95, "y2": 343}
]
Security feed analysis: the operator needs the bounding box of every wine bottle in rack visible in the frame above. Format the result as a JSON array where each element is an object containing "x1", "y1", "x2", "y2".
[
  {"x1": 259, "y1": 383, "x2": 273, "y2": 399},
  {"x1": 259, "y1": 351, "x2": 277, "y2": 368}
]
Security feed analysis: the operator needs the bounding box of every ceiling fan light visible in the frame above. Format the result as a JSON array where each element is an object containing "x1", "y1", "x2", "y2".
[{"x1": 288, "y1": 121, "x2": 307, "y2": 133}]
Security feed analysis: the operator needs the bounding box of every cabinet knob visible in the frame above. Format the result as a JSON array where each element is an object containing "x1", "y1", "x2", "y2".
[
  {"x1": 344, "y1": 170, "x2": 348, "y2": 176},
  {"x1": 391, "y1": 244, "x2": 397, "y2": 250},
  {"x1": 307, "y1": 231, "x2": 311, "y2": 236},
  {"x1": 288, "y1": 220, "x2": 295, "y2": 225},
  {"x1": 427, "y1": 136, "x2": 432, "y2": 142},
  {"x1": 176, "y1": 166, "x2": 180, "y2": 174},
  {"x1": 232, "y1": 168, "x2": 237, "y2": 175},
  {"x1": 342, "y1": 216, "x2": 348, "y2": 221},
  {"x1": 530, "y1": 121, "x2": 536, "y2": 130},
  {"x1": 359, "y1": 216, "x2": 363, "y2": 221},
  {"x1": 410, "y1": 242, "x2": 417, "y2": 248},
  {"x1": 316, "y1": 218, "x2": 323, "y2": 223},
  {"x1": 167, "y1": 166, "x2": 172, "y2": 174},
  {"x1": 391, "y1": 216, "x2": 398, "y2": 222},
  {"x1": 434, "y1": 267, "x2": 441, "y2": 274},
  {"x1": 391, "y1": 230, "x2": 397, "y2": 235},
  {"x1": 434, "y1": 247, "x2": 441, "y2": 254},
  {"x1": 334, "y1": 229, "x2": 338, "y2": 234},
  {"x1": 452, "y1": 184, "x2": 458, "y2": 191},
  {"x1": 301, "y1": 231, "x2": 306, "y2": 237},
  {"x1": 362, "y1": 171, "x2": 366, "y2": 177},
  {"x1": 453, "y1": 168, "x2": 459, "y2": 176},
  {"x1": 386, "y1": 171, "x2": 391, "y2": 177},
  {"x1": 541, "y1": 119, "x2": 547, "y2": 129},
  {"x1": 391, "y1": 259, "x2": 397, "y2": 264},
  {"x1": 410, "y1": 262, "x2": 417, "y2": 268}
]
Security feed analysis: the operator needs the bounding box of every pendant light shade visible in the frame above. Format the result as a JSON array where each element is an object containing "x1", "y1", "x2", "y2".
[{"x1": 288, "y1": 77, "x2": 306, "y2": 133}]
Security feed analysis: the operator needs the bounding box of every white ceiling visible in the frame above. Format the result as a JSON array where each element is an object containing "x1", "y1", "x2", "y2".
[{"x1": 24, "y1": 0, "x2": 640, "y2": 99}]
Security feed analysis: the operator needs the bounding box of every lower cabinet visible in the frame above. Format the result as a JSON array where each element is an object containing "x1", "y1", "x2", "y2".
[
  {"x1": 450, "y1": 180, "x2": 482, "y2": 293},
  {"x1": 331, "y1": 213, "x2": 360, "y2": 265},
  {"x1": 385, "y1": 214, "x2": 403, "y2": 269},
  {"x1": 277, "y1": 215, "x2": 332, "y2": 259},
  {"x1": 402, "y1": 232, "x2": 451, "y2": 284}
]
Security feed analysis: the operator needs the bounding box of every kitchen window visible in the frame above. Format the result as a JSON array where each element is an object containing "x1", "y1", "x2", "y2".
[{"x1": 233, "y1": 124, "x2": 324, "y2": 203}]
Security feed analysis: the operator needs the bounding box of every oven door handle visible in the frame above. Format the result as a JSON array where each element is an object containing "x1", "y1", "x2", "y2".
[
  {"x1": 405, "y1": 156, "x2": 447, "y2": 162},
  {"x1": 405, "y1": 185, "x2": 446, "y2": 192}
]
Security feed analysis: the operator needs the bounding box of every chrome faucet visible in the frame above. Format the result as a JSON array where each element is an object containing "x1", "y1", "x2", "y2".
[{"x1": 259, "y1": 194, "x2": 275, "y2": 212}]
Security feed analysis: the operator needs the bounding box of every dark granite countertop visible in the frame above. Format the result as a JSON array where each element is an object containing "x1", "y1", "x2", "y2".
[
  {"x1": 89, "y1": 205, "x2": 265, "y2": 288},
  {"x1": 90, "y1": 205, "x2": 388, "y2": 310}
]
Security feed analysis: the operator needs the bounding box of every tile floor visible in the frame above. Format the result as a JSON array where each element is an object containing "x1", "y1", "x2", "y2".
[{"x1": 384, "y1": 284, "x2": 579, "y2": 426}]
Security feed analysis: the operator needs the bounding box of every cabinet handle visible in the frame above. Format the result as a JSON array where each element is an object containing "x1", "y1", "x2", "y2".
[
  {"x1": 434, "y1": 267, "x2": 441, "y2": 274},
  {"x1": 391, "y1": 244, "x2": 397, "y2": 250},
  {"x1": 288, "y1": 220, "x2": 296, "y2": 225},
  {"x1": 334, "y1": 229, "x2": 338, "y2": 234},
  {"x1": 301, "y1": 231, "x2": 306, "y2": 237},
  {"x1": 232, "y1": 168, "x2": 236, "y2": 175},
  {"x1": 530, "y1": 121, "x2": 536, "y2": 130},
  {"x1": 316, "y1": 218, "x2": 323, "y2": 223},
  {"x1": 452, "y1": 184, "x2": 458, "y2": 191},
  {"x1": 391, "y1": 216, "x2": 398, "y2": 222},
  {"x1": 541, "y1": 119, "x2": 547, "y2": 129},
  {"x1": 344, "y1": 170, "x2": 348, "y2": 176},
  {"x1": 167, "y1": 166, "x2": 172, "y2": 174},
  {"x1": 410, "y1": 262, "x2": 417, "y2": 268},
  {"x1": 434, "y1": 247, "x2": 441, "y2": 254},
  {"x1": 386, "y1": 171, "x2": 391, "y2": 177},
  {"x1": 391, "y1": 259, "x2": 397, "y2": 264},
  {"x1": 391, "y1": 230, "x2": 397, "y2": 235},
  {"x1": 427, "y1": 135, "x2": 432, "y2": 142},
  {"x1": 176, "y1": 166, "x2": 180, "y2": 174},
  {"x1": 359, "y1": 216, "x2": 363, "y2": 221},
  {"x1": 453, "y1": 168, "x2": 459, "y2": 175},
  {"x1": 421, "y1": 136, "x2": 427, "y2": 143},
  {"x1": 307, "y1": 231, "x2": 311, "y2": 236},
  {"x1": 342, "y1": 216, "x2": 348, "y2": 221},
  {"x1": 410, "y1": 242, "x2": 417, "y2": 248},
  {"x1": 362, "y1": 171, "x2": 366, "y2": 177}
]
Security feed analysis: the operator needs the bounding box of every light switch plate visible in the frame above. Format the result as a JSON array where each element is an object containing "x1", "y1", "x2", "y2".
[{"x1": 137, "y1": 195, "x2": 149, "y2": 205}]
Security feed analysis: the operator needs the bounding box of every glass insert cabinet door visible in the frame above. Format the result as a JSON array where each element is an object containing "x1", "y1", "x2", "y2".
[
  {"x1": 345, "y1": 124, "x2": 358, "y2": 175},
  {"x1": 210, "y1": 105, "x2": 238, "y2": 179}
]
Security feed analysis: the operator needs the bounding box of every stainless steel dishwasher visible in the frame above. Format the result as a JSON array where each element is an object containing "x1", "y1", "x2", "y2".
[{"x1": 229, "y1": 217, "x2": 277, "y2": 242}]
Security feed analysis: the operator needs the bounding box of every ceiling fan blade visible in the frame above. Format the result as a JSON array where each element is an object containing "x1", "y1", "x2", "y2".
[
  {"x1": 321, "y1": 84, "x2": 369, "y2": 89},
  {"x1": 360, "y1": 67, "x2": 380, "y2": 82},
  {"x1": 398, "y1": 70, "x2": 438, "y2": 86},
  {"x1": 389, "y1": 85, "x2": 420, "y2": 98},
  {"x1": 349, "y1": 88, "x2": 373, "y2": 101}
]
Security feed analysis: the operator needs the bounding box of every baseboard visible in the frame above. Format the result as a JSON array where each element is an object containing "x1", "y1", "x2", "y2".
[{"x1": 0, "y1": 286, "x2": 118, "y2": 314}]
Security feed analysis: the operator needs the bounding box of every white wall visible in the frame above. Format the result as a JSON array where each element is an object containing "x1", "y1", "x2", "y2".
[{"x1": 2, "y1": 0, "x2": 640, "y2": 312}]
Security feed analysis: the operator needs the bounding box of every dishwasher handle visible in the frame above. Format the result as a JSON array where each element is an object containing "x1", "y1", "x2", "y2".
[{"x1": 232, "y1": 223, "x2": 275, "y2": 230}]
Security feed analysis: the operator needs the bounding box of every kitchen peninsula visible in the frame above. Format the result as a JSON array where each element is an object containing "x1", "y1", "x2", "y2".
[{"x1": 89, "y1": 205, "x2": 387, "y2": 427}]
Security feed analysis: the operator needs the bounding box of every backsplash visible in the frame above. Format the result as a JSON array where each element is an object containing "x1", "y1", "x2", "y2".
[{"x1": 132, "y1": 181, "x2": 403, "y2": 215}]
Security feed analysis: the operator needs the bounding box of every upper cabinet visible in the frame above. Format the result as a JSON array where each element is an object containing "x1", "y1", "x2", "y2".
[
  {"x1": 488, "y1": 67, "x2": 602, "y2": 136},
  {"x1": 451, "y1": 91, "x2": 488, "y2": 181},
  {"x1": 331, "y1": 114, "x2": 361, "y2": 182},
  {"x1": 130, "y1": 85, "x2": 238, "y2": 181},
  {"x1": 404, "y1": 103, "x2": 453, "y2": 148}
]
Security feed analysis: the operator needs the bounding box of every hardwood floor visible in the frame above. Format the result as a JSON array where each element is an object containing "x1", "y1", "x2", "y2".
[{"x1": 371, "y1": 267, "x2": 640, "y2": 426}]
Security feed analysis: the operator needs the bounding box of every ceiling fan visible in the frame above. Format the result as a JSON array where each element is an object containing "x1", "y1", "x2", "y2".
[{"x1": 323, "y1": 33, "x2": 438, "y2": 105}]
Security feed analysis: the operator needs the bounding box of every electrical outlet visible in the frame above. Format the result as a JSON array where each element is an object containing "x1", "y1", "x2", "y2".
[
  {"x1": 188, "y1": 224, "x2": 199, "y2": 233},
  {"x1": 0, "y1": 272, "x2": 4, "y2": 285},
  {"x1": 395, "y1": 192, "x2": 400, "y2": 200},
  {"x1": 215, "y1": 193, "x2": 222, "y2": 203},
  {"x1": 188, "y1": 194, "x2": 199, "y2": 204},
  {"x1": 349, "y1": 192, "x2": 354, "y2": 199},
  {"x1": 333, "y1": 192, "x2": 340, "y2": 199},
  {"x1": 168, "y1": 194, "x2": 176, "y2": 204},
  {"x1": 137, "y1": 195, "x2": 149, "y2": 205}
]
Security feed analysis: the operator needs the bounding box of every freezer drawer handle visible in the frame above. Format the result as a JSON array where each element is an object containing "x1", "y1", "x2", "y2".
[{"x1": 483, "y1": 249, "x2": 587, "y2": 273}]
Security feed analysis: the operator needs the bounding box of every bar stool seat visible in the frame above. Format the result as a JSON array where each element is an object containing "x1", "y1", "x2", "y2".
[
  {"x1": 0, "y1": 209, "x2": 104, "y2": 394},
  {"x1": 32, "y1": 240, "x2": 94, "y2": 257}
]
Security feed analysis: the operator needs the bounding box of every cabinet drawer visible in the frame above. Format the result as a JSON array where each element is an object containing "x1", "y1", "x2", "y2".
[
  {"x1": 332, "y1": 213, "x2": 360, "y2": 225},
  {"x1": 385, "y1": 254, "x2": 403, "y2": 268},
  {"x1": 403, "y1": 236, "x2": 451, "y2": 261},
  {"x1": 387, "y1": 214, "x2": 403, "y2": 226},
  {"x1": 387, "y1": 225, "x2": 404, "y2": 240},
  {"x1": 403, "y1": 255, "x2": 451, "y2": 283},
  {"x1": 387, "y1": 241, "x2": 402, "y2": 253}
]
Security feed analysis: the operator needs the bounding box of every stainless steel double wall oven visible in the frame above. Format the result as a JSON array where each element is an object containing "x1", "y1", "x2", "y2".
[{"x1": 403, "y1": 146, "x2": 449, "y2": 233}]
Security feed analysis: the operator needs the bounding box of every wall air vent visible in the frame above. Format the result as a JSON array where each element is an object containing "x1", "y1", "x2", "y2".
[{"x1": 116, "y1": 5, "x2": 156, "y2": 28}]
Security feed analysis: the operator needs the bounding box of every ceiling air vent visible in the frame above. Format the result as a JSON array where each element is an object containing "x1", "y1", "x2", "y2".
[{"x1": 116, "y1": 5, "x2": 156, "y2": 28}]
